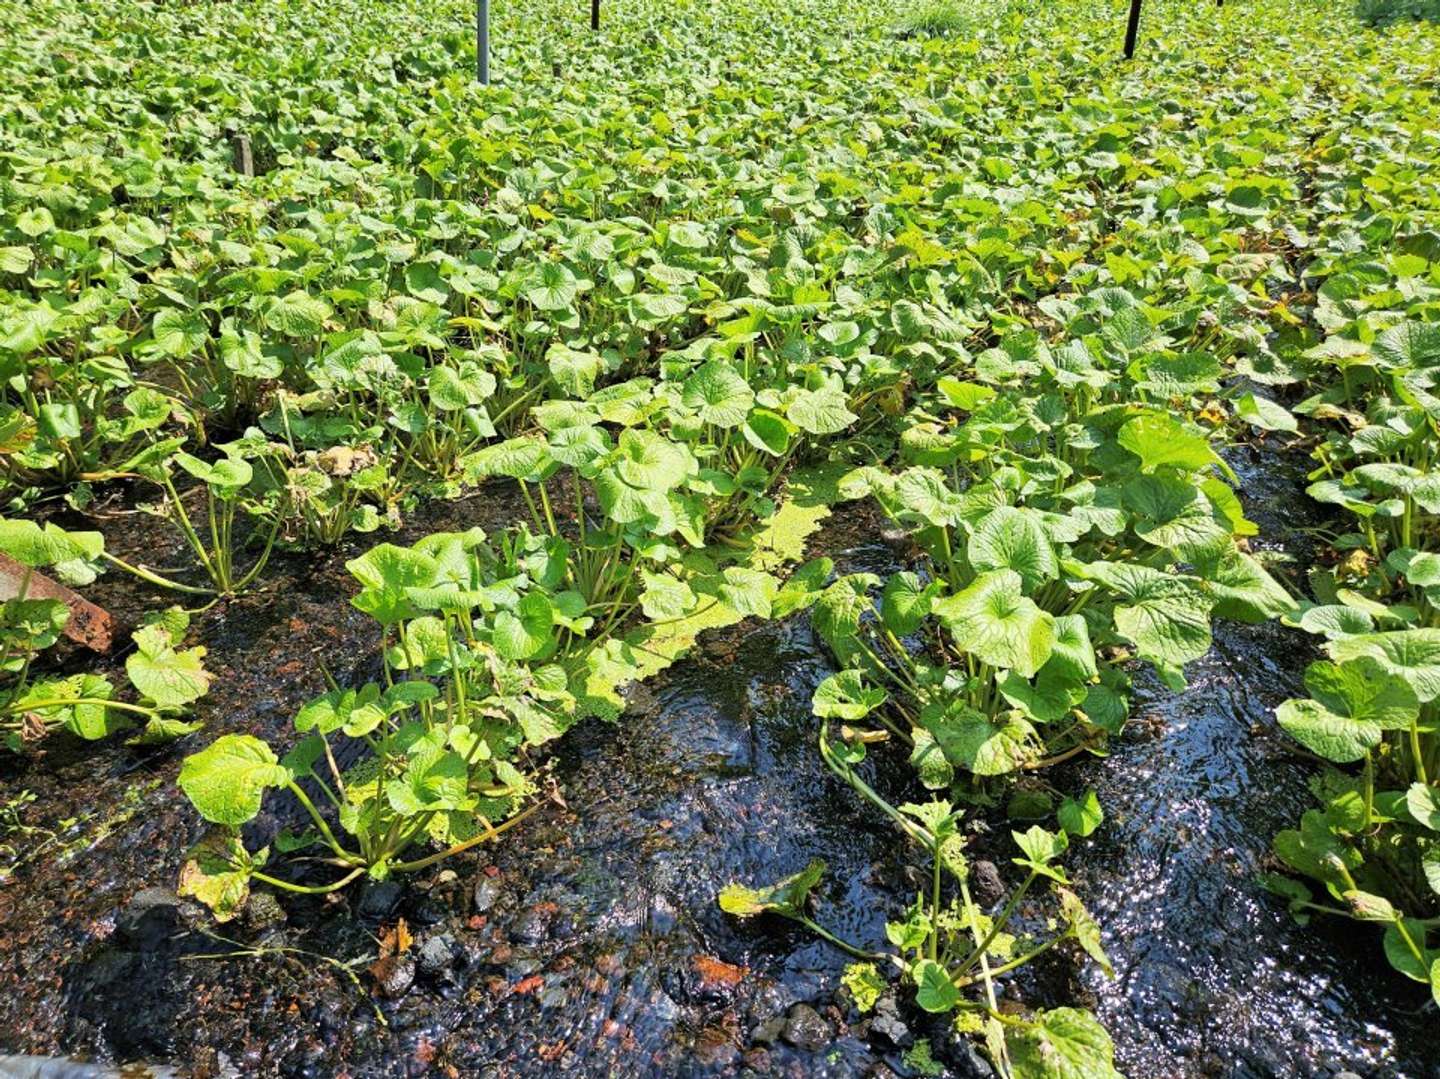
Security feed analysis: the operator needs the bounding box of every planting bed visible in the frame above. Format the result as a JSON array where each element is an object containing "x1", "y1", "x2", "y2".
[{"x1": 2, "y1": 0, "x2": 1439, "y2": 1076}]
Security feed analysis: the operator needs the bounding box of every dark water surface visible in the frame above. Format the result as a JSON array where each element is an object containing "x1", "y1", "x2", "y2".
[{"x1": 0, "y1": 464, "x2": 1435, "y2": 1078}]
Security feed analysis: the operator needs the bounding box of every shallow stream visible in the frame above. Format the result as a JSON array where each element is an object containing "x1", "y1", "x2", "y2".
[{"x1": 0, "y1": 458, "x2": 1435, "y2": 1078}]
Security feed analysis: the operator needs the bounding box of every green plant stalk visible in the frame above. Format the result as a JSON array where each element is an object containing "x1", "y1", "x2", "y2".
[
  {"x1": 283, "y1": 779, "x2": 361, "y2": 865},
  {"x1": 251, "y1": 866, "x2": 366, "y2": 894},
  {"x1": 953, "y1": 871, "x2": 1039, "y2": 980},
  {"x1": 957, "y1": 873, "x2": 1007, "y2": 1064},
  {"x1": 228, "y1": 516, "x2": 282, "y2": 594},
  {"x1": 160, "y1": 473, "x2": 221, "y2": 583},
  {"x1": 791, "y1": 912, "x2": 892, "y2": 962},
  {"x1": 100, "y1": 551, "x2": 214, "y2": 596},
  {"x1": 819, "y1": 722, "x2": 932, "y2": 849},
  {"x1": 0, "y1": 697, "x2": 161, "y2": 721},
  {"x1": 387, "y1": 800, "x2": 541, "y2": 872},
  {"x1": 1362, "y1": 751, "x2": 1375, "y2": 832},
  {"x1": 518, "y1": 480, "x2": 545, "y2": 534},
  {"x1": 537, "y1": 480, "x2": 560, "y2": 536},
  {"x1": 1409, "y1": 718, "x2": 1429, "y2": 786},
  {"x1": 956, "y1": 930, "x2": 1071, "y2": 987},
  {"x1": 930, "y1": 838, "x2": 942, "y2": 962}
]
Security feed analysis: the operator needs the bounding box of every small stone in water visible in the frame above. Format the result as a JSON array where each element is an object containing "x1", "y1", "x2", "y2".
[
  {"x1": 750, "y1": 1016, "x2": 786, "y2": 1046},
  {"x1": 417, "y1": 933, "x2": 458, "y2": 975},
  {"x1": 373, "y1": 955, "x2": 416, "y2": 997},
  {"x1": 870, "y1": 992, "x2": 911, "y2": 1047},
  {"x1": 781, "y1": 1003, "x2": 831, "y2": 1051},
  {"x1": 356, "y1": 880, "x2": 403, "y2": 921},
  {"x1": 116, "y1": 887, "x2": 183, "y2": 948},
  {"x1": 241, "y1": 890, "x2": 287, "y2": 934},
  {"x1": 473, "y1": 877, "x2": 502, "y2": 913},
  {"x1": 970, "y1": 860, "x2": 1005, "y2": 907}
]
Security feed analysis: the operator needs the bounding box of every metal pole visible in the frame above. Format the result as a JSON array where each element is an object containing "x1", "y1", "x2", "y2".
[
  {"x1": 477, "y1": 0, "x2": 490, "y2": 84},
  {"x1": 591, "y1": 0, "x2": 599, "y2": 31},
  {"x1": 1123, "y1": 0, "x2": 1142, "y2": 59}
]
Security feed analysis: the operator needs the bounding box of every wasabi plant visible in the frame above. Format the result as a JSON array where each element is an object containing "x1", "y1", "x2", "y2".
[
  {"x1": 3, "y1": 613, "x2": 210, "y2": 751},
  {"x1": 133, "y1": 443, "x2": 281, "y2": 597},
  {"x1": 720, "y1": 722, "x2": 1120, "y2": 1077},
  {"x1": 0, "y1": 519, "x2": 210, "y2": 750},
  {"x1": 176, "y1": 528, "x2": 591, "y2": 918}
]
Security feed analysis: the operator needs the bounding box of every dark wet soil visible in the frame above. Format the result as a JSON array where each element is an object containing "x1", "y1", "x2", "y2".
[{"x1": 0, "y1": 454, "x2": 1437, "y2": 1078}]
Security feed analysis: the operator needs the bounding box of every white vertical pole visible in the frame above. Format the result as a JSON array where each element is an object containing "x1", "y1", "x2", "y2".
[{"x1": 477, "y1": 0, "x2": 490, "y2": 84}]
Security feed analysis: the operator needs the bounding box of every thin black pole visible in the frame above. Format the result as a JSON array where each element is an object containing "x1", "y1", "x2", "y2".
[
  {"x1": 591, "y1": 0, "x2": 599, "y2": 31},
  {"x1": 1123, "y1": 0, "x2": 1142, "y2": 59},
  {"x1": 477, "y1": 0, "x2": 490, "y2": 84}
]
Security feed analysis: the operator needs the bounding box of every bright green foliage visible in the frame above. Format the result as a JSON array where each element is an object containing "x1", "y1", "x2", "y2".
[
  {"x1": 1007, "y1": 1008, "x2": 1122, "y2": 1079},
  {"x1": 179, "y1": 734, "x2": 288, "y2": 827},
  {"x1": 841, "y1": 961, "x2": 887, "y2": 1013},
  {"x1": 722, "y1": 737, "x2": 1116, "y2": 1051},
  {"x1": 0, "y1": 521, "x2": 209, "y2": 751},
  {"x1": 177, "y1": 528, "x2": 594, "y2": 917},
  {"x1": 718, "y1": 858, "x2": 826, "y2": 919},
  {"x1": 1247, "y1": 0, "x2": 1440, "y2": 984},
  {"x1": 2, "y1": 0, "x2": 1438, "y2": 1064}
]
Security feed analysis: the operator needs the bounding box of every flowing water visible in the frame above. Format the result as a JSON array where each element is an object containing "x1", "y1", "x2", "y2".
[
  {"x1": 1067, "y1": 449, "x2": 1436, "y2": 1078},
  {"x1": 0, "y1": 463, "x2": 1435, "y2": 1078}
]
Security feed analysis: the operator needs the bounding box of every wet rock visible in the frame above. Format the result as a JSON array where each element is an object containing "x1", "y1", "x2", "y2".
[
  {"x1": 511, "y1": 901, "x2": 557, "y2": 945},
  {"x1": 473, "y1": 876, "x2": 502, "y2": 913},
  {"x1": 676, "y1": 954, "x2": 746, "y2": 1005},
  {"x1": 116, "y1": 887, "x2": 184, "y2": 949},
  {"x1": 870, "y1": 992, "x2": 911, "y2": 1048},
  {"x1": 315, "y1": 1000, "x2": 347, "y2": 1039},
  {"x1": 781, "y1": 1003, "x2": 832, "y2": 1051},
  {"x1": 692, "y1": 1027, "x2": 740, "y2": 1068},
  {"x1": 191, "y1": 1046, "x2": 242, "y2": 1079},
  {"x1": 373, "y1": 954, "x2": 416, "y2": 997},
  {"x1": 241, "y1": 890, "x2": 287, "y2": 935},
  {"x1": 356, "y1": 880, "x2": 403, "y2": 921},
  {"x1": 741, "y1": 1048, "x2": 772, "y2": 1071},
  {"x1": 406, "y1": 894, "x2": 448, "y2": 926},
  {"x1": 970, "y1": 859, "x2": 1005, "y2": 907},
  {"x1": 416, "y1": 932, "x2": 458, "y2": 976},
  {"x1": 647, "y1": 892, "x2": 679, "y2": 933},
  {"x1": 282, "y1": 1042, "x2": 335, "y2": 1077},
  {"x1": 750, "y1": 1016, "x2": 786, "y2": 1046},
  {"x1": 942, "y1": 1034, "x2": 997, "y2": 1078},
  {"x1": 539, "y1": 982, "x2": 569, "y2": 1008},
  {"x1": 745, "y1": 981, "x2": 800, "y2": 1025},
  {"x1": 649, "y1": 988, "x2": 680, "y2": 1023}
]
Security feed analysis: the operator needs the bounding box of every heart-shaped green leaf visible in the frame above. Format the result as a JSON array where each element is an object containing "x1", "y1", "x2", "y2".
[
  {"x1": 179, "y1": 734, "x2": 288, "y2": 826},
  {"x1": 932, "y1": 570, "x2": 1054, "y2": 676}
]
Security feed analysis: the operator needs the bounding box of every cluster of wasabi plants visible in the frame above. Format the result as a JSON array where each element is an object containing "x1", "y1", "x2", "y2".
[
  {"x1": 2, "y1": 0, "x2": 1439, "y2": 1071},
  {"x1": 0, "y1": 519, "x2": 209, "y2": 751},
  {"x1": 1263, "y1": 320, "x2": 1440, "y2": 998},
  {"x1": 177, "y1": 529, "x2": 582, "y2": 916}
]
